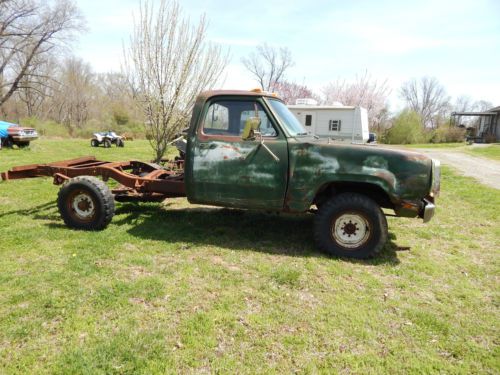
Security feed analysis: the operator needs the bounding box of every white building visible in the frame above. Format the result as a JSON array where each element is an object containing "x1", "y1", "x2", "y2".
[{"x1": 288, "y1": 101, "x2": 370, "y2": 143}]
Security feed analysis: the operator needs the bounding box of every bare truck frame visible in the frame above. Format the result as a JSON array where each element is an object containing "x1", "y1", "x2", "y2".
[{"x1": 1, "y1": 156, "x2": 186, "y2": 202}]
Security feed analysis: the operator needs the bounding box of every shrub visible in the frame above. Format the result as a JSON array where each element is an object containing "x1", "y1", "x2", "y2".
[
  {"x1": 430, "y1": 125, "x2": 466, "y2": 143},
  {"x1": 384, "y1": 110, "x2": 428, "y2": 144},
  {"x1": 112, "y1": 107, "x2": 130, "y2": 125},
  {"x1": 484, "y1": 134, "x2": 497, "y2": 143}
]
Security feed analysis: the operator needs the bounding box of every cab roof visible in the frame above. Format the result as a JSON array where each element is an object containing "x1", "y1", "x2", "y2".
[{"x1": 198, "y1": 89, "x2": 283, "y2": 101}]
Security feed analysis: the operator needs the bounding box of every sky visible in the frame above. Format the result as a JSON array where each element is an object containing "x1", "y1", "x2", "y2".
[{"x1": 74, "y1": 0, "x2": 500, "y2": 111}]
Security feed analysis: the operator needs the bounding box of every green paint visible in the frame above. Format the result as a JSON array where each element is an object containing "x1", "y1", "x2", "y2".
[{"x1": 185, "y1": 92, "x2": 437, "y2": 217}]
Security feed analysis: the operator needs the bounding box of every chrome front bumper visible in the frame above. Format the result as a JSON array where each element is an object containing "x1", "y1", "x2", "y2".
[
  {"x1": 422, "y1": 199, "x2": 436, "y2": 223},
  {"x1": 12, "y1": 134, "x2": 38, "y2": 141}
]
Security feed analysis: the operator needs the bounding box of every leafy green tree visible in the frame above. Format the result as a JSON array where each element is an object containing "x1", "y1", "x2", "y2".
[{"x1": 384, "y1": 110, "x2": 427, "y2": 144}]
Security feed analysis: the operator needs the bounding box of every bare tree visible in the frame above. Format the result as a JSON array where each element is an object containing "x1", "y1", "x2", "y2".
[
  {"x1": 273, "y1": 80, "x2": 319, "y2": 105},
  {"x1": 124, "y1": 0, "x2": 228, "y2": 162},
  {"x1": 16, "y1": 55, "x2": 58, "y2": 116},
  {"x1": 0, "y1": 0, "x2": 84, "y2": 108},
  {"x1": 241, "y1": 43, "x2": 294, "y2": 92},
  {"x1": 52, "y1": 57, "x2": 95, "y2": 134},
  {"x1": 399, "y1": 77, "x2": 450, "y2": 128},
  {"x1": 322, "y1": 71, "x2": 391, "y2": 130},
  {"x1": 474, "y1": 100, "x2": 493, "y2": 112},
  {"x1": 453, "y1": 95, "x2": 475, "y2": 113}
]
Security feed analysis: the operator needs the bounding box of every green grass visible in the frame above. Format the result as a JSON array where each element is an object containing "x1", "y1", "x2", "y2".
[
  {"x1": 464, "y1": 144, "x2": 500, "y2": 161},
  {"x1": 1, "y1": 139, "x2": 499, "y2": 373}
]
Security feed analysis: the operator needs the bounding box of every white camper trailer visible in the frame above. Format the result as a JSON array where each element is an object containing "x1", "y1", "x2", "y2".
[{"x1": 288, "y1": 101, "x2": 370, "y2": 143}]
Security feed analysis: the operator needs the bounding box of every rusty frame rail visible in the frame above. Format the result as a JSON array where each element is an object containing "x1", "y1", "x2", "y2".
[{"x1": 1, "y1": 156, "x2": 186, "y2": 200}]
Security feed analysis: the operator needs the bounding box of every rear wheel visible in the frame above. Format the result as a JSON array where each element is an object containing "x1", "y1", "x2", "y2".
[
  {"x1": 57, "y1": 176, "x2": 115, "y2": 230},
  {"x1": 103, "y1": 139, "x2": 111, "y2": 148},
  {"x1": 91, "y1": 139, "x2": 99, "y2": 147},
  {"x1": 116, "y1": 138, "x2": 124, "y2": 147},
  {"x1": 314, "y1": 193, "x2": 388, "y2": 259}
]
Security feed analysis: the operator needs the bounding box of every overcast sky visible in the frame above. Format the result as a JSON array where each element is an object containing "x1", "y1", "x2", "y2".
[{"x1": 74, "y1": 0, "x2": 500, "y2": 110}]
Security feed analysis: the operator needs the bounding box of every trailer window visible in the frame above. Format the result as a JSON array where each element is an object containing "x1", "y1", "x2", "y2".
[
  {"x1": 305, "y1": 115, "x2": 312, "y2": 126},
  {"x1": 329, "y1": 120, "x2": 341, "y2": 131}
]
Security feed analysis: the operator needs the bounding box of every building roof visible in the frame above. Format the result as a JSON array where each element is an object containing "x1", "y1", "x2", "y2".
[{"x1": 451, "y1": 111, "x2": 497, "y2": 116}]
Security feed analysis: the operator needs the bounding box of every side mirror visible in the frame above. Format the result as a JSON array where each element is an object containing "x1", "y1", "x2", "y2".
[
  {"x1": 241, "y1": 117, "x2": 280, "y2": 163},
  {"x1": 241, "y1": 117, "x2": 261, "y2": 141}
]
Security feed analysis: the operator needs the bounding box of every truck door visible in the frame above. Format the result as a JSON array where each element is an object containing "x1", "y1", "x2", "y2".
[{"x1": 187, "y1": 98, "x2": 288, "y2": 209}]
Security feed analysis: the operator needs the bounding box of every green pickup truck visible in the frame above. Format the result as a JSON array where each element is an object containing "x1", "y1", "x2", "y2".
[{"x1": 1, "y1": 90, "x2": 440, "y2": 259}]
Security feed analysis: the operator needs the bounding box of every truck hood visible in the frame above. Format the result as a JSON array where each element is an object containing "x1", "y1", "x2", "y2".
[{"x1": 286, "y1": 138, "x2": 433, "y2": 210}]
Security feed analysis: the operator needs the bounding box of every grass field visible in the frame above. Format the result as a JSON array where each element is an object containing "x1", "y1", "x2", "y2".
[
  {"x1": 464, "y1": 144, "x2": 500, "y2": 161},
  {"x1": 1, "y1": 139, "x2": 499, "y2": 374}
]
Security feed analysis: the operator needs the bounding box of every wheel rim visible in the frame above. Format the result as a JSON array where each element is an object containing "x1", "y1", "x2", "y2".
[
  {"x1": 68, "y1": 191, "x2": 96, "y2": 222},
  {"x1": 331, "y1": 212, "x2": 371, "y2": 249}
]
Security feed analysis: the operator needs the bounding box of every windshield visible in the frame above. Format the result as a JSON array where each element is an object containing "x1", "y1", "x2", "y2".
[{"x1": 266, "y1": 99, "x2": 308, "y2": 136}]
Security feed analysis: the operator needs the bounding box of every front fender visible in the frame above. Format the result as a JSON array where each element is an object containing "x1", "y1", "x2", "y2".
[{"x1": 285, "y1": 141, "x2": 431, "y2": 212}]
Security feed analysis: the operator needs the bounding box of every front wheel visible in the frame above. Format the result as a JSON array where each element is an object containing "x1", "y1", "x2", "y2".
[
  {"x1": 91, "y1": 139, "x2": 99, "y2": 147},
  {"x1": 57, "y1": 176, "x2": 115, "y2": 230},
  {"x1": 4, "y1": 137, "x2": 14, "y2": 148},
  {"x1": 116, "y1": 138, "x2": 124, "y2": 147},
  {"x1": 103, "y1": 139, "x2": 111, "y2": 148},
  {"x1": 314, "y1": 193, "x2": 388, "y2": 259}
]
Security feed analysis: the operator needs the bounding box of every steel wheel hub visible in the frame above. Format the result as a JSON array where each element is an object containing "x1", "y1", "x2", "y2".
[
  {"x1": 332, "y1": 213, "x2": 370, "y2": 249},
  {"x1": 71, "y1": 193, "x2": 95, "y2": 219}
]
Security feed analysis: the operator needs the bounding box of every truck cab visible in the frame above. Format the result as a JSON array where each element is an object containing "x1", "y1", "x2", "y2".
[{"x1": 184, "y1": 90, "x2": 440, "y2": 258}]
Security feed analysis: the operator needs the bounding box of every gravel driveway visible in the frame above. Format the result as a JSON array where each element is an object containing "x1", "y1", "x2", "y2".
[{"x1": 417, "y1": 148, "x2": 500, "y2": 189}]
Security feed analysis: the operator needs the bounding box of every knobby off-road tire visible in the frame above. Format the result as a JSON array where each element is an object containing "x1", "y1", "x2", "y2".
[
  {"x1": 116, "y1": 138, "x2": 124, "y2": 147},
  {"x1": 103, "y1": 139, "x2": 111, "y2": 148},
  {"x1": 314, "y1": 193, "x2": 388, "y2": 259},
  {"x1": 91, "y1": 139, "x2": 99, "y2": 147},
  {"x1": 57, "y1": 176, "x2": 115, "y2": 230}
]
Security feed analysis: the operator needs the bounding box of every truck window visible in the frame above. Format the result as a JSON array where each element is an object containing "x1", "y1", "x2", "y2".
[
  {"x1": 240, "y1": 109, "x2": 276, "y2": 137},
  {"x1": 203, "y1": 103, "x2": 229, "y2": 134},
  {"x1": 266, "y1": 99, "x2": 307, "y2": 136},
  {"x1": 203, "y1": 100, "x2": 277, "y2": 137}
]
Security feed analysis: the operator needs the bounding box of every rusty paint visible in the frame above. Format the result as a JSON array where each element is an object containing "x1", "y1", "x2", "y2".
[{"x1": 1, "y1": 156, "x2": 186, "y2": 201}]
